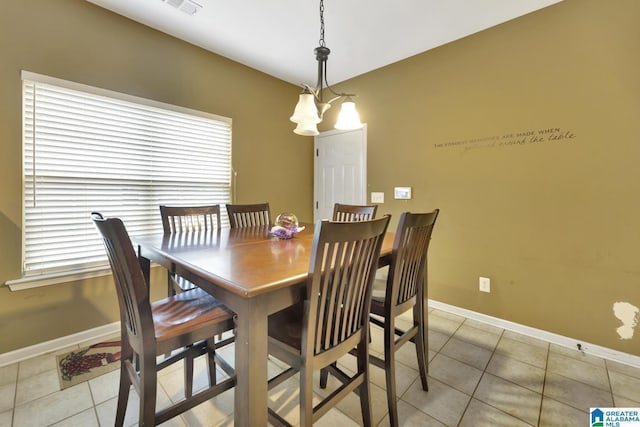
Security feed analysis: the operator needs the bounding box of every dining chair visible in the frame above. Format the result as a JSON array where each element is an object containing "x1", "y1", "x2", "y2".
[
  {"x1": 91, "y1": 212, "x2": 236, "y2": 426},
  {"x1": 160, "y1": 204, "x2": 221, "y2": 234},
  {"x1": 332, "y1": 203, "x2": 378, "y2": 222},
  {"x1": 226, "y1": 202, "x2": 270, "y2": 228},
  {"x1": 367, "y1": 209, "x2": 439, "y2": 427},
  {"x1": 159, "y1": 204, "x2": 221, "y2": 295},
  {"x1": 267, "y1": 215, "x2": 391, "y2": 426}
]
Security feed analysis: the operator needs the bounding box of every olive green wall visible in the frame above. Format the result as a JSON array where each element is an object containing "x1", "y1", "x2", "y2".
[
  {"x1": 2, "y1": 0, "x2": 638, "y2": 357},
  {"x1": 324, "y1": 0, "x2": 639, "y2": 355},
  {"x1": 0, "y1": 0, "x2": 312, "y2": 353}
]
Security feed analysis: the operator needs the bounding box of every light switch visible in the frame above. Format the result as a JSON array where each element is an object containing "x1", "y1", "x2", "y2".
[
  {"x1": 371, "y1": 192, "x2": 384, "y2": 203},
  {"x1": 394, "y1": 187, "x2": 412, "y2": 200}
]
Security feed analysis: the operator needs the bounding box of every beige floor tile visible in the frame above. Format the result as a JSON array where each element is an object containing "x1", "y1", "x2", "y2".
[
  {"x1": 368, "y1": 357, "x2": 420, "y2": 398},
  {"x1": 395, "y1": 315, "x2": 417, "y2": 332},
  {"x1": 394, "y1": 341, "x2": 424, "y2": 371},
  {"x1": 18, "y1": 353, "x2": 58, "y2": 380},
  {"x1": 268, "y1": 373, "x2": 366, "y2": 426},
  {"x1": 0, "y1": 364, "x2": 17, "y2": 387},
  {"x1": 8, "y1": 311, "x2": 640, "y2": 427},
  {"x1": 459, "y1": 397, "x2": 532, "y2": 427},
  {"x1": 428, "y1": 353, "x2": 483, "y2": 395},
  {"x1": 314, "y1": 406, "x2": 362, "y2": 427},
  {"x1": 214, "y1": 413, "x2": 234, "y2": 426},
  {"x1": 538, "y1": 396, "x2": 587, "y2": 427},
  {"x1": 88, "y1": 368, "x2": 120, "y2": 405},
  {"x1": 15, "y1": 368, "x2": 60, "y2": 406},
  {"x1": 428, "y1": 329, "x2": 450, "y2": 352},
  {"x1": 0, "y1": 410, "x2": 12, "y2": 427},
  {"x1": 429, "y1": 309, "x2": 466, "y2": 325},
  {"x1": 369, "y1": 325, "x2": 386, "y2": 355},
  {"x1": 609, "y1": 369, "x2": 640, "y2": 403},
  {"x1": 474, "y1": 373, "x2": 541, "y2": 425},
  {"x1": 267, "y1": 375, "x2": 304, "y2": 425},
  {"x1": 13, "y1": 382, "x2": 94, "y2": 427},
  {"x1": 485, "y1": 353, "x2": 545, "y2": 393},
  {"x1": 462, "y1": 318, "x2": 504, "y2": 335},
  {"x1": 547, "y1": 352, "x2": 610, "y2": 391},
  {"x1": 179, "y1": 388, "x2": 235, "y2": 426},
  {"x1": 94, "y1": 395, "x2": 129, "y2": 427},
  {"x1": 328, "y1": 392, "x2": 384, "y2": 426},
  {"x1": 428, "y1": 312, "x2": 464, "y2": 336},
  {"x1": 95, "y1": 384, "x2": 182, "y2": 427},
  {"x1": 0, "y1": 382, "x2": 15, "y2": 413},
  {"x1": 613, "y1": 394, "x2": 640, "y2": 407},
  {"x1": 440, "y1": 337, "x2": 493, "y2": 370},
  {"x1": 402, "y1": 376, "x2": 471, "y2": 426},
  {"x1": 495, "y1": 336, "x2": 548, "y2": 368},
  {"x1": 502, "y1": 330, "x2": 549, "y2": 349},
  {"x1": 319, "y1": 371, "x2": 390, "y2": 426},
  {"x1": 453, "y1": 323, "x2": 501, "y2": 351},
  {"x1": 549, "y1": 343, "x2": 606, "y2": 368},
  {"x1": 394, "y1": 399, "x2": 447, "y2": 426},
  {"x1": 50, "y1": 408, "x2": 100, "y2": 426},
  {"x1": 544, "y1": 371, "x2": 613, "y2": 412},
  {"x1": 607, "y1": 359, "x2": 640, "y2": 380}
]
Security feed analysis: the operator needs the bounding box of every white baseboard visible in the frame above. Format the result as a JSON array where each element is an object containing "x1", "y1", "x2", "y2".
[
  {"x1": 429, "y1": 299, "x2": 640, "y2": 368},
  {"x1": 0, "y1": 322, "x2": 120, "y2": 367},
  {"x1": 2, "y1": 302, "x2": 638, "y2": 369}
]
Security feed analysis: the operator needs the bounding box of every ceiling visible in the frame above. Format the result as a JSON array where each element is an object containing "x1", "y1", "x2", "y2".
[{"x1": 87, "y1": 0, "x2": 562, "y2": 87}]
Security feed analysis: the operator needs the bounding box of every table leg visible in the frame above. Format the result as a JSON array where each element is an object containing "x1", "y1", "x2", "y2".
[
  {"x1": 137, "y1": 248, "x2": 151, "y2": 286},
  {"x1": 233, "y1": 296, "x2": 269, "y2": 426}
]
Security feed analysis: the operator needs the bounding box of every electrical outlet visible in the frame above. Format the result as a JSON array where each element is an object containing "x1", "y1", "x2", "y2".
[
  {"x1": 371, "y1": 192, "x2": 384, "y2": 203},
  {"x1": 479, "y1": 276, "x2": 491, "y2": 293}
]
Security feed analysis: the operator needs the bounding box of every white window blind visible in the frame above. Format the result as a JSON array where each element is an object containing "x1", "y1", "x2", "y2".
[{"x1": 21, "y1": 71, "x2": 232, "y2": 278}]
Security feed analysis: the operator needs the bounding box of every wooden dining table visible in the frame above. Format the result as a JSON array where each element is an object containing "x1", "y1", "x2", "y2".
[{"x1": 134, "y1": 223, "x2": 394, "y2": 426}]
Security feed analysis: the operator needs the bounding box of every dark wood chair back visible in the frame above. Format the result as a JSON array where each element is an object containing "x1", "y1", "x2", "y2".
[
  {"x1": 226, "y1": 202, "x2": 270, "y2": 228},
  {"x1": 91, "y1": 212, "x2": 235, "y2": 426},
  {"x1": 267, "y1": 215, "x2": 390, "y2": 426},
  {"x1": 159, "y1": 205, "x2": 222, "y2": 294},
  {"x1": 388, "y1": 209, "x2": 439, "y2": 310},
  {"x1": 159, "y1": 204, "x2": 221, "y2": 233},
  {"x1": 367, "y1": 209, "x2": 439, "y2": 426},
  {"x1": 332, "y1": 203, "x2": 378, "y2": 222},
  {"x1": 92, "y1": 213, "x2": 152, "y2": 356},
  {"x1": 307, "y1": 216, "x2": 389, "y2": 359}
]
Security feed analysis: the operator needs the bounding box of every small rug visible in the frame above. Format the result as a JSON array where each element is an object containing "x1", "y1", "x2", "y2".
[{"x1": 57, "y1": 341, "x2": 121, "y2": 390}]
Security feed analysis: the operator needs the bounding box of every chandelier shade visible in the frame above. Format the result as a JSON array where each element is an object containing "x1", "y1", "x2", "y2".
[
  {"x1": 290, "y1": 92, "x2": 321, "y2": 125},
  {"x1": 293, "y1": 121, "x2": 321, "y2": 136},
  {"x1": 334, "y1": 98, "x2": 362, "y2": 130}
]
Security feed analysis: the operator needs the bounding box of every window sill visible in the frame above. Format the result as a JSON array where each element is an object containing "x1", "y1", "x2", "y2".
[{"x1": 4, "y1": 267, "x2": 113, "y2": 291}]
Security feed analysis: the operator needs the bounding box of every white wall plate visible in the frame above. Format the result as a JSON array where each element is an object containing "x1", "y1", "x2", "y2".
[{"x1": 394, "y1": 187, "x2": 412, "y2": 199}]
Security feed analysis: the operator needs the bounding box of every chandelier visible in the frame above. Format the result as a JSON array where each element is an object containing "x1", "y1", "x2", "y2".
[{"x1": 290, "y1": 0, "x2": 363, "y2": 136}]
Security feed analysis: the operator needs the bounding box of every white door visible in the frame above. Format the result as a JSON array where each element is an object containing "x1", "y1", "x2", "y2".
[{"x1": 314, "y1": 125, "x2": 367, "y2": 221}]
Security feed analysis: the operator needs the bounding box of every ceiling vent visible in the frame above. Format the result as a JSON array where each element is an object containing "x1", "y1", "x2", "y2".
[{"x1": 162, "y1": 0, "x2": 202, "y2": 16}]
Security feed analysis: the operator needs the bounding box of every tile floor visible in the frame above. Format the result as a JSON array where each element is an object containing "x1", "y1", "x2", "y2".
[{"x1": 1, "y1": 307, "x2": 639, "y2": 426}]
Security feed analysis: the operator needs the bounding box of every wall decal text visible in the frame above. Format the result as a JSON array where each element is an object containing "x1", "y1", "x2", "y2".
[{"x1": 434, "y1": 127, "x2": 576, "y2": 152}]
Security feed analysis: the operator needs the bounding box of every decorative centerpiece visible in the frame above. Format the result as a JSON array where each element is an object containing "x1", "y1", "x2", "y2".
[{"x1": 270, "y1": 212, "x2": 305, "y2": 239}]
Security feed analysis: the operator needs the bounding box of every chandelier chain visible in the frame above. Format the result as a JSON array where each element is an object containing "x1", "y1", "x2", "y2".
[{"x1": 319, "y1": 0, "x2": 325, "y2": 47}]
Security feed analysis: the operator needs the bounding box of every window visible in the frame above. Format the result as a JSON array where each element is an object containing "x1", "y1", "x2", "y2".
[{"x1": 20, "y1": 71, "x2": 232, "y2": 281}]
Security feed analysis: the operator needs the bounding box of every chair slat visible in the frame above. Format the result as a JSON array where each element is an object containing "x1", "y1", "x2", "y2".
[
  {"x1": 268, "y1": 216, "x2": 390, "y2": 426},
  {"x1": 226, "y1": 203, "x2": 270, "y2": 228},
  {"x1": 366, "y1": 209, "x2": 439, "y2": 427},
  {"x1": 91, "y1": 212, "x2": 236, "y2": 426},
  {"x1": 332, "y1": 203, "x2": 377, "y2": 222}
]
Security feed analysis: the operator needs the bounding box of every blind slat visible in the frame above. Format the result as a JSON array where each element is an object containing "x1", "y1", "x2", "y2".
[{"x1": 22, "y1": 75, "x2": 232, "y2": 276}]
